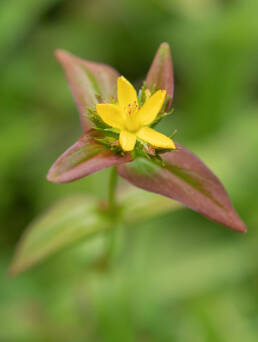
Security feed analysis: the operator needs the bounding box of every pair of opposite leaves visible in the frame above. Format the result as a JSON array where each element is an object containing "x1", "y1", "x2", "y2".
[{"x1": 47, "y1": 42, "x2": 246, "y2": 233}]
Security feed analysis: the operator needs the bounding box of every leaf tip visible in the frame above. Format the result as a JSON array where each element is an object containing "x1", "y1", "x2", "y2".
[
  {"x1": 233, "y1": 219, "x2": 247, "y2": 233},
  {"x1": 7, "y1": 266, "x2": 18, "y2": 278},
  {"x1": 7, "y1": 257, "x2": 27, "y2": 277},
  {"x1": 55, "y1": 49, "x2": 70, "y2": 62},
  {"x1": 46, "y1": 163, "x2": 64, "y2": 184},
  {"x1": 46, "y1": 164, "x2": 55, "y2": 182},
  {"x1": 46, "y1": 168, "x2": 64, "y2": 184},
  {"x1": 146, "y1": 42, "x2": 174, "y2": 109},
  {"x1": 158, "y1": 42, "x2": 171, "y2": 55}
]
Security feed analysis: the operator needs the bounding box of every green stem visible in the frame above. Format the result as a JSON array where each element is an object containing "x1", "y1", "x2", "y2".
[
  {"x1": 108, "y1": 166, "x2": 118, "y2": 210},
  {"x1": 105, "y1": 167, "x2": 119, "y2": 265}
]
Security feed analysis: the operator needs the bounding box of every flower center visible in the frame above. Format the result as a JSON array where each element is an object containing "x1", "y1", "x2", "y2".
[
  {"x1": 124, "y1": 101, "x2": 141, "y2": 132},
  {"x1": 127, "y1": 100, "x2": 139, "y2": 115}
]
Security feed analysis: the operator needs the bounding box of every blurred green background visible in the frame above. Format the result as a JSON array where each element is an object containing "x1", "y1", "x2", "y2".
[{"x1": 1, "y1": 0, "x2": 258, "y2": 341}]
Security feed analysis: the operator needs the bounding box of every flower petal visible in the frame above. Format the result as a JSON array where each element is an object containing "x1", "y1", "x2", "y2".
[
  {"x1": 145, "y1": 42, "x2": 174, "y2": 110},
  {"x1": 117, "y1": 76, "x2": 138, "y2": 110},
  {"x1": 119, "y1": 130, "x2": 137, "y2": 151},
  {"x1": 137, "y1": 127, "x2": 175, "y2": 149},
  {"x1": 136, "y1": 90, "x2": 166, "y2": 126},
  {"x1": 96, "y1": 104, "x2": 124, "y2": 129},
  {"x1": 47, "y1": 132, "x2": 131, "y2": 183},
  {"x1": 55, "y1": 50, "x2": 119, "y2": 131}
]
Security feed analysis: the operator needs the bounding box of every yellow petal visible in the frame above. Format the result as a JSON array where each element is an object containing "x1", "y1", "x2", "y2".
[
  {"x1": 137, "y1": 90, "x2": 166, "y2": 126},
  {"x1": 119, "y1": 130, "x2": 136, "y2": 151},
  {"x1": 117, "y1": 76, "x2": 138, "y2": 110},
  {"x1": 96, "y1": 104, "x2": 124, "y2": 129},
  {"x1": 137, "y1": 127, "x2": 175, "y2": 149}
]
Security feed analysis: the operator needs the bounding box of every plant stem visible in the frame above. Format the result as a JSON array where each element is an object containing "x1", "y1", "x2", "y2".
[
  {"x1": 105, "y1": 167, "x2": 120, "y2": 266},
  {"x1": 108, "y1": 166, "x2": 118, "y2": 211}
]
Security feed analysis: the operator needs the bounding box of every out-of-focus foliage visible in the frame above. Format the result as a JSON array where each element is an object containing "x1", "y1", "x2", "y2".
[
  {"x1": 9, "y1": 189, "x2": 181, "y2": 275},
  {"x1": 0, "y1": 0, "x2": 258, "y2": 341}
]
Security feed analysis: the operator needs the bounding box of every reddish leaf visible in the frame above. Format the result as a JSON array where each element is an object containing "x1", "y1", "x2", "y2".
[
  {"x1": 55, "y1": 50, "x2": 119, "y2": 131},
  {"x1": 146, "y1": 42, "x2": 174, "y2": 110},
  {"x1": 117, "y1": 144, "x2": 246, "y2": 232},
  {"x1": 47, "y1": 132, "x2": 131, "y2": 183}
]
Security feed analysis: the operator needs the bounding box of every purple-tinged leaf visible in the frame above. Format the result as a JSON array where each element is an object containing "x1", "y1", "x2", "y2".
[
  {"x1": 146, "y1": 42, "x2": 174, "y2": 110},
  {"x1": 55, "y1": 50, "x2": 120, "y2": 131},
  {"x1": 117, "y1": 144, "x2": 246, "y2": 232},
  {"x1": 47, "y1": 132, "x2": 131, "y2": 183}
]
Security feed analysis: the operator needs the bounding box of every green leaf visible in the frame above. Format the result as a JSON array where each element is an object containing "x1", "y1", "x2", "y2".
[
  {"x1": 119, "y1": 185, "x2": 183, "y2": 224},
  {"x1": 9, "y1": 196, "x2": 110, "y2": 275},
  {"x1": 9, "y1": 186, "x2": 183, "y2": 275}
]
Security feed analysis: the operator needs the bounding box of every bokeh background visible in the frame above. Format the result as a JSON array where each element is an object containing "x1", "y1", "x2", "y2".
[{"x1": 1, "y1": 0, "x2": 258, "y2": 341}]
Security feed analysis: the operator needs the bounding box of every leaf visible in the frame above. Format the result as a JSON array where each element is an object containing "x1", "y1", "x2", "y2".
[
  {"x1": 47, "y1": 131, "x2": 131, "y2": 183},
  {"x1": 9, "y1": 196, "x2": 110, "y2": 276},
  {"x1": 145, "y1": 42, "x2": 174, "y2": 110},
  {"x1": 119, "y1": 186, "x2": 183, "y2": 224},
  {"x1": 55, "y1": 50, "x2": 120, "y2": 131},
  {"x1": 8, "y1": 188, "x2": 182, "y2": 276},
  {"x1": 117, "y1": 143, "x2": 246, "y2": 232}
]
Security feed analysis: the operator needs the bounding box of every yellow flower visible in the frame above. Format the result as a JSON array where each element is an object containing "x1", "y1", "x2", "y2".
[{"x1": 96, "y1": 76, "x2": 175, "y2": 152}]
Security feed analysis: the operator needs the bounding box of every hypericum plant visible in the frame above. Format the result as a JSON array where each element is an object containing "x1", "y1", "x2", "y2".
[
  {"x1": 9, "y1": 43, "x2": 246, "y2": 275},
  {"x1": 47, "y1": 42, "x2": 246, "y2": 231}
]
